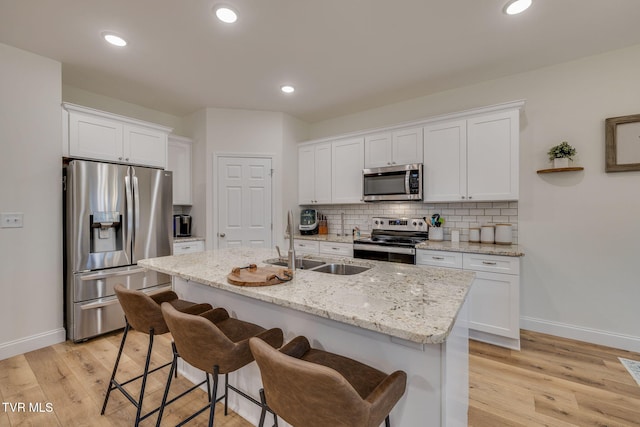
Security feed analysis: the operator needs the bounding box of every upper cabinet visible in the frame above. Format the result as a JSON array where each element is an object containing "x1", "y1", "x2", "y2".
[
  {"x1": 63, "y1": 103, "x2": 172, "y2": 168},
  {"x1": 364, "y1": 127, "x2": 423, "y2": 168},
  {"x1": 167, "y1": 135, "x2": 192, "y2": 205},
  {"x1": 424, "y1": 108, "x2": 519, "y2": 202},
  {"x1": 298, "y1": 143, "x2": 332, "y2": 205},
  {"x1": 332, "y1": 137, "x2": 364, "y2": 204}
]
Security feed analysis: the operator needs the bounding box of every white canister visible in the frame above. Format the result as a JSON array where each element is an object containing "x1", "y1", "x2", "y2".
[
  {"x1": 430, "y1": 227, "x2": 444, "y2": 241},
  {"x1": 495, "y1": 223, "x2": 513, "y2": 245},
  {"x1": 469, "y1": 228, "x2": 480, "y2": 243},
  {"x1": 451, "y1": 229, "x2": 460, "y2": 243},
  {"x1": 480, "y1": 225, "x2": 495, "y2": 244}
]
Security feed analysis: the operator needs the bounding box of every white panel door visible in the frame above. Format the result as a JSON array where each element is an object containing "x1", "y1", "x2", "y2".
[
  {"x1": 392, "y1": 127, "x2": 423, "y2": 166},
  {"x1": 364, "y1": 133, "x2": 392, "y2": 168},
  {"x1": 217, "y1": 156, "x2": 272, "y2": 249}
]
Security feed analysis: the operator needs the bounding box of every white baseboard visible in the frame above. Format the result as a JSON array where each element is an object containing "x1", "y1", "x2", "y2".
[
  {"x1": 0, "y1": 328, "x2": 66, "y2": 361},
  {"x1": 521, "y1": 316, "x2": 640, "y2": 353}
]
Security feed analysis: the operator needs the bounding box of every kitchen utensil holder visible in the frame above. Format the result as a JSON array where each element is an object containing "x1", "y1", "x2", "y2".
[{"x1": 430, "y1": 227, "x2": 443, "y2": 241}]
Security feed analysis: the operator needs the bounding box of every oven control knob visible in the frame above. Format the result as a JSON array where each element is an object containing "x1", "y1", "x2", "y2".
[
  {"x1": 419, "y1": 221, "x2": 423, "y2": 226},
  {"x1": 412, "y1": 221, "x2": 417, "y2": 226},
  {"x1": 374, "y1": 220, "x2": 379, "y2": 225}
]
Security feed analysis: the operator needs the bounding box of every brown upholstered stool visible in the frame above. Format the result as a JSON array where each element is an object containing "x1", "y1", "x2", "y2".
[
  {"x1": 250, "y1": 336, "x2": 407, "y2": 427},
  {"x1": 101, "y1": 284, "x2": 213, "y2": 427},
  {"x1": 157, "y1": 302, "x2": 284, "y2": 427}
]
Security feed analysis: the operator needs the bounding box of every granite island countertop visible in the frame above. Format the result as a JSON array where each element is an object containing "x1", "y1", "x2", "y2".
[
  {"x1": 139, "y1": 247, "x2": 475, "y2": 345},
  {"x1": 416, "y1": 240, "x2": 524, "y2": 257}
]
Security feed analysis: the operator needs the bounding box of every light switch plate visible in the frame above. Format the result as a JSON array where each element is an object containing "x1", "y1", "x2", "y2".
[{"x1": 1, "y1": 212, "x2": 24, "y2": 228}]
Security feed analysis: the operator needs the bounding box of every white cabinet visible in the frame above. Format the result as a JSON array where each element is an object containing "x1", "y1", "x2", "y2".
[
  {"x1": 416, "y1": 249, "x2": 521, "y2": 349},
  {"x1": 319, "y1": 241, "x2": 353, "y2": 257},
  {"x1": 173, "y1": 240, "x2": 205, "y2": 255},
  {"x1": 364, "y1": 127, "x2": 423, "y2": 168},
  {"x1": 298, "y1": 143, "x2": 332, "y2": 205},
  {"x1": 167, "y1": 135, "x2": 192, "y2": 205},
  {"x1": 294, "y1": 240, "x2": 320, "y2": 255},
  {"x1": 64, "y1": 103, "x2": 171, "y2": 168},
  {"x1": 332, "y1": 137, "x2": 364, "y2": 204},
  {"x1": 423, "y1": 109, "x2": 519, "y2": 202}
]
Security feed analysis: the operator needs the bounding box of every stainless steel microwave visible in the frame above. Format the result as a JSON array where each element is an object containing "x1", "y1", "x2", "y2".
[{"x1": 362, "y1": 163, "x2": 423, "y2": 202}]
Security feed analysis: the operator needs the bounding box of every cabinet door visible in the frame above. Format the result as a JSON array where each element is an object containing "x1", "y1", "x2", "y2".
[
  {"x1": 298, "y1": 146, "x2": 316, "y2": 204},
  {"x1": 124, "y1": 125, "x2": 167, "y2": 168},
  {"x1": 167, "y1": 136, "x2": 192, "y2": 205},
  {"x1": 392, "y1": 127, "x2": 423, "y2": 165},
  {"x1": 364, "y1": 133, "x2": 392, "y2": 168},
  {"x1": 69, "y1": 112, "x2": 123, "y2": 162},
  {"x1": 319, "y1": 241, "x2": 353, "y2": 257},
  {"x1": 467, "y1": 270, "x2": 519, "y2": 339},
  {"x1": 423, "y1": 120, "x2": 467, "y2": 202},
  {"x1": 467, "y1": 110, "x2": 519, "y2": 201},
  {"x1": 332, "y1": 137, "x2": 364, "y2": 204},
  {"x1": 173, "y1": 240, "x2": 204, "y2": 254},
  {"x1": 294, "y1": 240, "x2": 320, "y2": 255},
  {"x1": 314, "y1": 143, "x2": 332, "y2": 204}
]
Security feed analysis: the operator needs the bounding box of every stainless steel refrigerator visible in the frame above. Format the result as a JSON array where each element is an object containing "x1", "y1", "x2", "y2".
[{"x1": 64, "y1": 159, "x2": 173, "y2": 342}]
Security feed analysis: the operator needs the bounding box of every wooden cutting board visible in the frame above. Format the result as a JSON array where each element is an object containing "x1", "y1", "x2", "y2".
[{"x1": 227, "y1": 264, "x2": 294, "y2": 287}]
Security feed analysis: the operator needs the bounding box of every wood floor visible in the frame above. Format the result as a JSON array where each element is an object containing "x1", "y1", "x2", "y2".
[{"x1": 1, "y1": 329, "x2": 639, "y2": 426}]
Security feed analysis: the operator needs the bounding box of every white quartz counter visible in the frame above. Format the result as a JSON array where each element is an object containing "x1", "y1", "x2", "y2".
[
  {"x1": 139, "y1": 247, "x2": 475, "y2": 345},
  {"x1": 416, "y1": 240, "x2": 524, "y2": 257}
]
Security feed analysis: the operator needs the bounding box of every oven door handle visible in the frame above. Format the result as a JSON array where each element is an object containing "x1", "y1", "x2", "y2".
[{"x1": 353, "y1": 243, "x2": 415, "y2": 255}]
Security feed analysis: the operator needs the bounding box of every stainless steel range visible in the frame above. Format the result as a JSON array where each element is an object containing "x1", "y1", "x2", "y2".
[{"x1": 353, "y1": 217, "x2": 428, "y2": 264}]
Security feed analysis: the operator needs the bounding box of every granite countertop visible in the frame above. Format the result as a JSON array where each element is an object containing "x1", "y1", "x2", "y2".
[
  {"x1": 289, "y1": 233, "x2": 355, "y2": 244},
  {"x1": 416, "y1": 240, "x2": 524, "y2": 257},
  {"x1": 139, "y1": 247, "x2": 475, "y2": 345},
  {"x1": 174, "y1": 236, "x2": 205, "y2": 243}
]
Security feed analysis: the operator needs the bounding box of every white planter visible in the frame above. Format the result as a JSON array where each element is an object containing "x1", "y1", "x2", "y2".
[{"x1": 553, "y1": 158, "x2": 569, "y2": 168}]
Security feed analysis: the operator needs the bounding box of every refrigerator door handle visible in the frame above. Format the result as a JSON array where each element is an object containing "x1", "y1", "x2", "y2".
[
  {"x1": 80, "y1": 297, "x2": 120, "y2": 311},
  {"x1": 133, "y1": 174, "x2": 140, "y2": 239},
  {"x1": 79, "y1": 267, "x2": 147, "y2": 281},
  {"x1": 125, "y1": 173, "x2": 133, "y2": 255}
]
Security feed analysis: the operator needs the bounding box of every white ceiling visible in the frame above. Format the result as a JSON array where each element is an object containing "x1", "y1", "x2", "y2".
[{"x1": 2, "y1": 0, "x2": 640, "y2": 123}]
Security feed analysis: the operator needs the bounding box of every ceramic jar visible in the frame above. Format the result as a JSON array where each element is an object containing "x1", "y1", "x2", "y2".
[
  {"x1": 429, "y1": 227, "x2": 443, "y2": 241},
  {"x1": 469, "y1": 228, "x2": 480, "y2": 243},
  {"x1": 495, "y1": 223, "x2": 513, "y2": 245},
  {"x1": 480, "y1": 225, "x2": 495, "y2": 244}
]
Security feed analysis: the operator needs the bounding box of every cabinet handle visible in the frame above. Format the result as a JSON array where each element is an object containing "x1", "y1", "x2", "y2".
[
  {"x1": 387, "y1": 162, "x2": 391, "y2": 165},
  {"x1": 119, "y1": 156, "x2": 123, "y2": 161},
  {"x1": 332, "y1": 247, "x2": 339, "y2": 250},
  {"x1": 182, "y1": 246, "x2": 191, "y2": 250},
  {"x1": 392, "y1": 161, "x2": 396, "y2": 164},
  {"x1": 468, "y1": 196, "x2": 472, "y2": 199},
  {"x1": 432, "y1": 256, "x2": 444, "y2": 260},
  {"x1": 482, "y1": 261, "x2": 497, "y2": 265},
  {"x1": 461, "y1": 195, "x2": 465, "y2": 199},
  {"x1": 219, "y1": 233, "x2": 226, "y2": 238}
]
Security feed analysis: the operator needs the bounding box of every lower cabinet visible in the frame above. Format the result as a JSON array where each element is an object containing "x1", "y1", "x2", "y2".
[
  {"x1": 173, "y1": 240, "x2": 205, "y2": 255},
  {"x1": 287, "y1": 239, "x2": 354, "y2": 257},
  {"x1": 417, "y1": 249, "x2": 521, "y2": 349}
]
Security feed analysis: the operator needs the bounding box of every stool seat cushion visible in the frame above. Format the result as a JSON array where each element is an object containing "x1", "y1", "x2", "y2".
[{"x1": 250, "y1": 335, "x2": 407, "y2": 427}]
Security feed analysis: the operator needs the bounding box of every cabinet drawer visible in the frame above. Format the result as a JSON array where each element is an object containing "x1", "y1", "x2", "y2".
[
  {"x1": 294, "y1": 240, "x2": 320, "y2": 254},
  {"x1": 416, "y1": 250, "x2": 463, "y2": 269},
  {"x1": 319, "y1": 241, "x2": 353, "y2": 257},
  {"x1": 463, "y1": 253, "x2": 519, "y2": 275},
  {"x1": 173, "y1": 240, "x2": 204, "y2": 254}
]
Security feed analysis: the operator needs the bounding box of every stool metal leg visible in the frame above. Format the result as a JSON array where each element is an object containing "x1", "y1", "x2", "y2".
[
  {"x1": 155, "y1": 341, "x2": 178, "y2": 427},
  {"x1": 385, "y1": 415, "x2": 391, "y2": 427},
  {"x1": 133, "y1": 328, "x2": 155, "y2": 427},
  {"x1": 101, "y1": 321, "x2": 130, "y2": 415},
  {"x1": 208, "y1": 366, "x2": 220, "y2": 427},
  {"x1": 258, "y1": 389, "x2": 267, "y2": 427},
  {"x1": 224, "y1": 373, "x2": 229, "y2": 415}
]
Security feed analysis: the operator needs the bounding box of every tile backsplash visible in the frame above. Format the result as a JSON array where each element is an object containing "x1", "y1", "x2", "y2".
[{"x1": 304, "y1": 201, "x2": 518, "y2": 244}]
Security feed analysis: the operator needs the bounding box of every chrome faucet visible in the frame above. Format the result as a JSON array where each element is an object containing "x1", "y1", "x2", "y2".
[{"x1": 286, "y1": 210, "x2": 296, "y2": 271}]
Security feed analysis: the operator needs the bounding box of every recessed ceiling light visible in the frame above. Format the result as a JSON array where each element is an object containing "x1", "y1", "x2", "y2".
[
  {"x1": 215, "y1": 5, "x2": 238, "y2": 23},
  {"x1": 504, "y1": 0, "x2": 532, "y2": 15},
  {"x1": 102, "y1": 32, "x2": 127, "y2": 47},
  {"x1": 281, "y1": 85, "x2": 295, "y2": 94}
]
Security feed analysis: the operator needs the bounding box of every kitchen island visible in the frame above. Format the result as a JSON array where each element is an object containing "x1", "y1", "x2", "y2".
[{"x1": 139, "y1": 247, "x2": 475, "y2": 427}]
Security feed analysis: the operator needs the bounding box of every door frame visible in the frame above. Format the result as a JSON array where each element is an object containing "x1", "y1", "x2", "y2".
[{"x1": 211, "y1": 152, "x2": 277, "y2": 249}]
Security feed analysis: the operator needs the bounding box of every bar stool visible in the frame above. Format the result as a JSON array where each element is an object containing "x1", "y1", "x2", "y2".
[
  {"x1": 249, "y1": 336, "x2": 407, "y2": 427},
  {"x1": 157, "y1": 302, "x2": 284, "y2": 427},
  {"x1": 101, "y1": 284, "x2": 213, "y2": 426}
]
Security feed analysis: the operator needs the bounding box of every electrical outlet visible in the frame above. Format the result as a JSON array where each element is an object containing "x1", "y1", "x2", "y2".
[{"x1": 1, "y1": 212, "x2": 24, "y2": 228}]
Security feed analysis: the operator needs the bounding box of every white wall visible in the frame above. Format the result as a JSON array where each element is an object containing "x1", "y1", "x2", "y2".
[
  {"x1": 196, "y1": 108, "x2": 307, "y2": 249},
  {"x1": 0, "y1": 43, "x2": 64, "y2": 359},
  {"x1": 62, "y1": 85, "x2": 186, "y2": 135},
  {"x1": 309, "y1": 44, "x2": 640, "y2": 351}
]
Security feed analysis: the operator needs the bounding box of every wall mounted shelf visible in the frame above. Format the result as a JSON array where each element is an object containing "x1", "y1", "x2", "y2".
[{"x1": 536, "y1": 167, "x2": 584, "y2": 174}]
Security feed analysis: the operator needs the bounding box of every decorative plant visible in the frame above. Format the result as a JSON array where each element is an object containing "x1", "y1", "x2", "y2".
[{"x1": 547, "y1": 141, "x2": 577, "y2": 161}]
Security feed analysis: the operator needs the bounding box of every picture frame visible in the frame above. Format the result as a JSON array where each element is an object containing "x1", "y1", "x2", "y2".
[{"x1": 605, "y1": 114, "x2": 640, "y2": 172}]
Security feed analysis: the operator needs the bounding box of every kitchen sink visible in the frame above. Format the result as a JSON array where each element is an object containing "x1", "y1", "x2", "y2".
[
  {"x1": 311, "y1": 263, "x2": 371, "y2": 275},
  {"x1": 264, "y1": 258, "x2": 326, "y2": 269}
]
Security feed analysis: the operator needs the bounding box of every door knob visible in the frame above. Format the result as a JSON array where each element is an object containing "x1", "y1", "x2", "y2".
[{"x1": 219, "y1": 233, "x2": 226, "y2": 238}]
